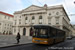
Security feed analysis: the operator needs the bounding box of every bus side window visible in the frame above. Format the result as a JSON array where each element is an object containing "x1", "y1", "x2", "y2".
[
  {"x1": 52, "y1": 29, "x2": 56, "y2": 36},
  {"x1": 48, "y1": 28, "x2": 50, "y2": 37},
  {"x1": 50, "y1": 28, "x2": 54, "y2": 37}
]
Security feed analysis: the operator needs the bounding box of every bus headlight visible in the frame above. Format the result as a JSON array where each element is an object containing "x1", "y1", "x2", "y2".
[
  {"x1": 44, "y1": 41, "x2": 47, "y2": 42},
  {"x1": 33, "y1": 39, "x2": 35, "y2": 41}
]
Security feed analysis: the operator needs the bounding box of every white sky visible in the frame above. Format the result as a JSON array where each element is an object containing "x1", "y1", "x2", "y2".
[{"x1": 0, "y1": 0, "x2": 75, "y2": 24}]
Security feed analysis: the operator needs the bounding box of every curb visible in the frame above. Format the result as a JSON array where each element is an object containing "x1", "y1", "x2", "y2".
[{"x1": 0, "y1": 43, "x2": 32, "y2": 49}]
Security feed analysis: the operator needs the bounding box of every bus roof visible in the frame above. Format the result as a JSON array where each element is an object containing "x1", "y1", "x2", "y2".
[{"x1": 33, "y1": 25, "x2": 65, "y2": 32}]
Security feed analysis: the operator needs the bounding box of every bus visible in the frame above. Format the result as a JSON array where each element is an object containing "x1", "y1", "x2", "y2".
[{"x1": 32, "y1": 25, "x2": 66, "y2": 45}]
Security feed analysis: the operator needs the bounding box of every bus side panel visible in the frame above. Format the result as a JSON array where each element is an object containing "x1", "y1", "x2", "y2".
[
  {"x1": 32, "y1": 37, "x2": 49, "y2": 44},
  {"x1": 55, "y1": 38, "x2": 64, "y2": 43},
  {"x1": 48, "y1": 38, "x2": 54, "y2": 45}
]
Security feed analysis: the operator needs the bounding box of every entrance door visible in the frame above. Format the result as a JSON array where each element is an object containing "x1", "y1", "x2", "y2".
[
  {"x1": 30, "y1": 28, "x2": 33, "y2": 36},
  {"x1": 23, "y1": 28, "x2": 26, "y2": 35}
]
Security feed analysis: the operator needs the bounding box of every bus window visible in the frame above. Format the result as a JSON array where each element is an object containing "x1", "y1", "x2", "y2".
[
  {"x1": 40, "y1": 29, "x2": 46, "y2": 35},
  {"x1": 51, "y1": 28, "x2": 56, "y2": 37},
  {"x1": 33, "y1": 28, "x2": 48, "y2": 38},
  {"x1": 57, "y1": 30, "x2": 63, "y2": 37},
  {"x1": 33, "y1": 29, "x2": 38, "y2": 36}
]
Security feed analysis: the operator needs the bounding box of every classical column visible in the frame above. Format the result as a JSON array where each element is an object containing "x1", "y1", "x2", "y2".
[{"x1": 26, "y1": 27, "x2": 30, "y2": 36}]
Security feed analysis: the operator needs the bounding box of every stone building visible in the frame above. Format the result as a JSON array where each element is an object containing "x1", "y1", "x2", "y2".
[
  {"x1": 69, "y1": 24, "x2": 74, "y2": 37},
  {"x1": 72, "y1": 25, "x2": 75, "y2": 36},
  {"x1": 13, "y1": 4, "x2": 70, "y2": 37},
  {"x1": 0, "y1": 11, "x2": 13, "y2": 35}
]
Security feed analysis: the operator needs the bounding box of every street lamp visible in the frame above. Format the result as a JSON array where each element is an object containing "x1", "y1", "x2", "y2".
[{"x1": 74, "y1": 1, "x2": 75, "y2": 4}]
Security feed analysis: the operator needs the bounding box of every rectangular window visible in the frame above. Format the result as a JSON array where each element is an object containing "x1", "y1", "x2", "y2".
[
  {"x1": 10, "y1": 25, "x2": 11, "y2": 27},
  {"x1": 5, "y1": 24, "x2": 6, "y2": 26},
  {"x1": 32, "y1": 20, "x2": 35, "y2": 24},
  {"x1": 5, "y1": 16, "x2": 6, "y2": 19},
  {"x1": 14, "y1": 28, "x2": 16, "y2": 33},
  {"x1": 14, "y1": 20, "x2": 16, "y2": 25},
  {"x1": 48, "y1": 18, "x2": 51, "y2": 25},
  {"x1": 18, "y1": 28, "x2": 20, "y2": 32},
  {"x1": 51, "y1": 28, "x2": 56, "y2": 37},
  {"x1": 10, "y1": 28, "x2": 11, "y2": 30},
  {"x1": 8, "y1": 24, "x2": 9, "y2": 26},
  {"x1": 8, "y1": 17, "x2": 10, "y2": 19},
  {"x1": 19, "y1": 22, "x2": 21, "y2": 24},
  {"x1": 20, "y1": 16, "x2": 21, "y2": 18},
  {"x1": 39, "y1": 19, "x2": 42, "y2": 24},
  {"x1": 56, "y1": 17, "x2": 59, "y2": 24},
  {"x1": 0, "y1": 23, "x2": 1, "y2": 25},
  {"x1": 19, "y1": 19, "x2": 21, "y2": 21},
  {"x1": 15, "y1": 22, "x2": 16, "y2": 25},
  {"x1": 19, "y1": 19, "x2": 21, "y2": 24},
  {"x1": 25, "y1": 20, "x2": 28, "y2": 24}
]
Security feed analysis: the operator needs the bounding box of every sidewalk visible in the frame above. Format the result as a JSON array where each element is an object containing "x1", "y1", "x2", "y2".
[{"x1": 0, "y1": 35, "x2": 32, "y2": 48}]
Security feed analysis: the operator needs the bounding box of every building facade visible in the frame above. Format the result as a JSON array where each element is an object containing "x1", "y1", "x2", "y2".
[
  {"x1": 72, "y1": 25, "x2": 75, "y2": 36},
  {"x1": 0, "y1": 11, "x2": 13, "y2": 35},
  {"x1": 13, "y1": 4, "x2": 70, "y2": 37}
]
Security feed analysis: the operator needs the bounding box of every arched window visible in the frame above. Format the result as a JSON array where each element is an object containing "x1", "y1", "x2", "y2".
[
  {"x1": 30, "y1": 27, "x2": 33, "y2": 36},
  {"x1": 25, "y1": 17, "x2": 28, "y2": 20},
  {"x1": 25, "y1": 17, "x2": 28, "y2": 24},
  {"x1": 49, "y1": 13, "x2": 51, "y2": 16},
  {"x1": 56, "y1": 12, "x2": 59, "y2": 15},
  {"x1": 32, "y1": 16, "x2": 35, "y2": 20},
  {"x1": 32, "y1": 16, "x2": 35, "y2": 24},
  {"x1": 39, "y1": 16, "x2": 42, "y2": 19},
  {"x1": 23, "y1": 28, "x2": 26, "y2": 36}
]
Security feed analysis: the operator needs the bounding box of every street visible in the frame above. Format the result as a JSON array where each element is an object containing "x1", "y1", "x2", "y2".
[{"x1": 0, "y1": 38, "x2": 75, "y2": 50}]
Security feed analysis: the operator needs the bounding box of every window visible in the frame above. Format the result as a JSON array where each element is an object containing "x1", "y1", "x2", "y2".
[
  {"x1": 56, "y1": 17, "x2": 59, "y2": 24},
  {"x1": 23, "y1": 14, "x2": 25, "y2": 16},
  {"x1": 10, "y1": 25, "x2": 11, "y2": 27},
  {"x1": 33, "y1": 28, "x2": 48, "y2": 38},
  {"x1": 32, "y1": 16, "x2": 35, "y2": 20},
  {"x1": 15, "y1": 20, "x2": 16, "y2": 25},
  {"x1": 19, "y1": 19, "x2": 21, "y2": 21},
  {"x1": 8, "y1": 17, "x2": 10, "y2": 19},
  {"x1": 19, "y1": 22, "x2": 21, "y2": 24},
  {"x1": 8, "y1": 24, "x2": 9, "y2": 26},
  {"x1": 39, "y1": 16, "x2": 42, "y2": 19},
  {"x1": 20, "y1": 16, "x2": 21, "y2": 18},
  {"x1": 51, "y1": 28, "x2": 56, "y2": 37},
  {"x1": 39, "y1": 16, "x2": 42, "y2": 24},
  {"x1": 48, "y1": 18, "x2": 51, "y2": 25},
  {"x1": 5, "y1": 16, "x2": 6, "y2": 19},
  {"x1": 5, "y1": 24, "x2": 6, "y2": 26},
  {"x1": 10, "y1": 28, "x2": 11, "y2": 30},
  {"x1": 25, "y1": 17, "x2": 28, "y2": 24},
  {"x1": 49, "y1": 13, "x2": 51, "y2": 16},
  {"x1": 15, "y1": 16, "x2": 17, "y2": 19},
  {"x1": 19, "y1": 19, "x2": 21, "y2": 24},
  {"x1": 0, "y1": 23, "x2": 1, "y2": 25},
  {"x1": 5, "y1": 27, "x2": 6, "y2": 29},
  {"x1": 18, "y1": 28, "x2": 20, "y2": 32},
  {"x1": 32, "y1": 16, "x2": 35, "y2": 24},
  {"x1": 14, "y1": 28, "x2": 16, "y2": 33},
  {"x1": 25, "y1": 17, "x2": 28, "y2": 20},
  {"x1": 40, "y1": 29, "x2": 47, "y2": 35},
  {"x1": 7, "y1": 28, "x2": 9, "y2": 29},
  {"x1": 15, "y1": 22, "x2": 16, "y2": 25},
  {"x1": 56, "y1": 12, "x2": 59, "y2": 15}
]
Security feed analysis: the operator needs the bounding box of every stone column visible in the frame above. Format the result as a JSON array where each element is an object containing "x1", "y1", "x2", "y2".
[{"x1": 26, "y1": 27, "x2": 30, "y2": 36}]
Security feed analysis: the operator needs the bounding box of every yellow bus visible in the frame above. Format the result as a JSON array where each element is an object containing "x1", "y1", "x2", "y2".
[{"x1": 32, "y1": 25, "x2": 66, "y2": 45}]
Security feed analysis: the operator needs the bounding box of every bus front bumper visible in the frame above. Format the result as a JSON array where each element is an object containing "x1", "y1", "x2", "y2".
[{"x1": 32, "y1": 38, "x2": 48, "y2": 44}]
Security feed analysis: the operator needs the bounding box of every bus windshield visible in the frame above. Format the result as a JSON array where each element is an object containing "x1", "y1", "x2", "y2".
[{"x1": 32, "y1": 28, "x2": 48, "y2": 38}]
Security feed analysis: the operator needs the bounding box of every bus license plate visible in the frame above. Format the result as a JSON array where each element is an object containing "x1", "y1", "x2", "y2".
[{"x1": 35, "y1": 40, "x2": 40, "y2": 42}]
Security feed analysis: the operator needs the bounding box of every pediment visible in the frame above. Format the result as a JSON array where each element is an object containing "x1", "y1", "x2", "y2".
[{"x1": 23, "y1": 5, "x2": 43, "y2": 12}]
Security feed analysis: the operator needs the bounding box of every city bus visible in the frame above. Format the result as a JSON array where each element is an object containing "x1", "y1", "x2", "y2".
[{"x1": 32, "y1": 25, "x2": 66, "y2": 45}]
